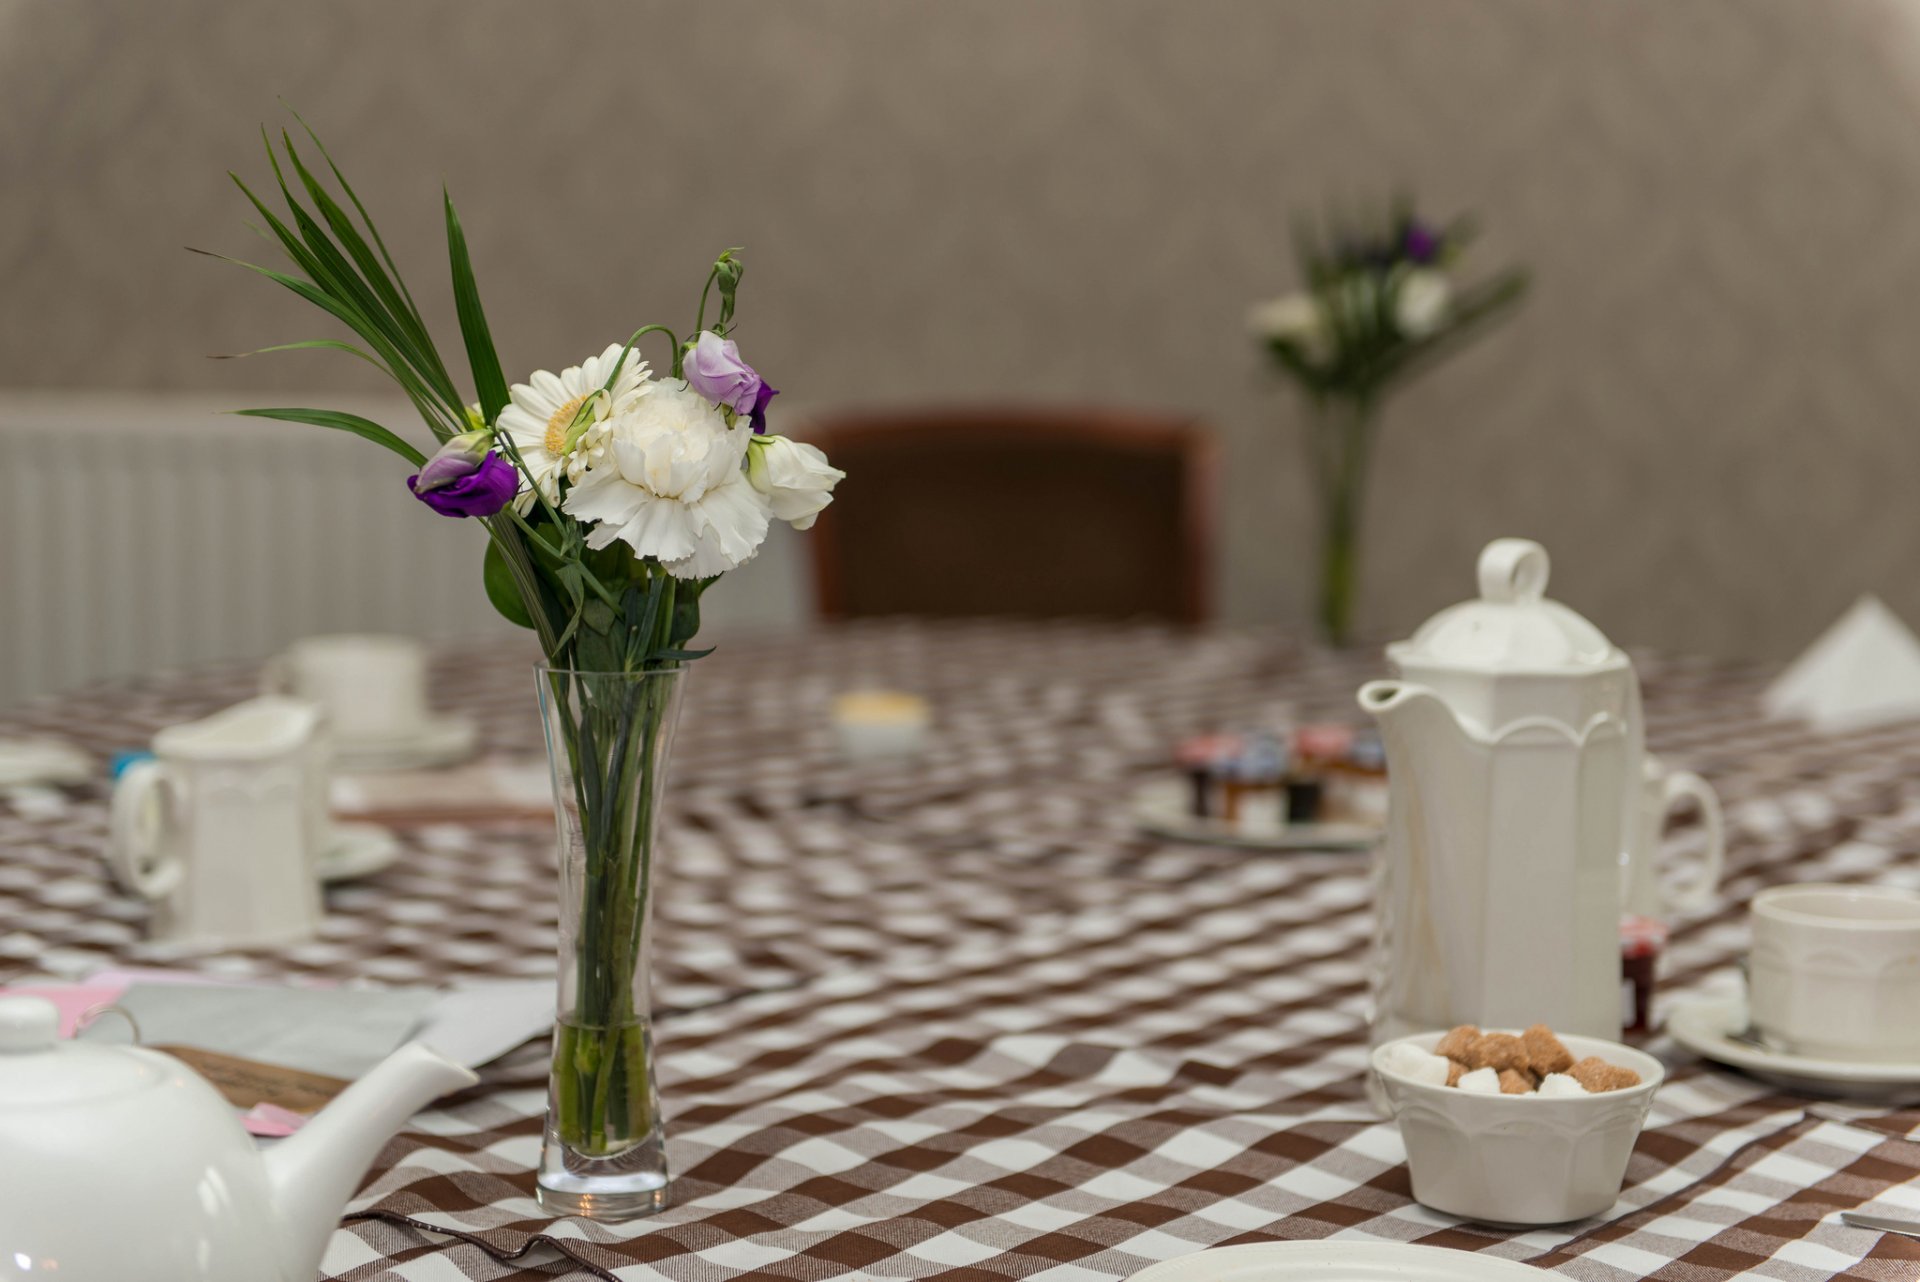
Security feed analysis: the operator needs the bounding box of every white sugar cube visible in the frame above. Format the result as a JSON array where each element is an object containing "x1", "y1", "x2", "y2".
[
  {"x1": 1382, "y1": 1042, "x2": 1451, "y2": 1086},
  {"x1": 1537, "y1": 1072, "x2": 1588, "y2": 1097},
  {"x1": 1456, "y1": 1066, "x2": 1501, "y2": 1094}
]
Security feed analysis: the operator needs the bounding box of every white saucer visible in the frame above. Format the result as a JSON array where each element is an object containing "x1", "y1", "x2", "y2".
[
  {"x1": 333, "y1": 716, "x2": 479, "y2": 773},
  {"x1": 0, "y1": 738, "x2": 93, "y2": 788},
  {"x1": 1131, "y1": 778, "x2": 1382, "y2": 851},
  {"x1": 318, "y1": 822, "x2": 401, "y2": 882},
  {"x1": 1667, "y1": 994, "x2": 1920, "y2": 1100},
  {"x1": 1127, "y1": 1242, "x2": 1546, "y2": 1282}
]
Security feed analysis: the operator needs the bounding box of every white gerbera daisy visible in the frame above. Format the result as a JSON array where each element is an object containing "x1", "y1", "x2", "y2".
[
  {"x1": 496, "y1": 343, "x2": 651, "y2": 513},
  {"x1": 561, "y1": 380, "x2": 773, "y2": 580}
]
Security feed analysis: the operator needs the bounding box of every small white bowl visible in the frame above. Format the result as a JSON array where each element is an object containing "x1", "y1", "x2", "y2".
[{"x1": 1371, "y1": 1030, "x2": 1664, "y2": 1226}]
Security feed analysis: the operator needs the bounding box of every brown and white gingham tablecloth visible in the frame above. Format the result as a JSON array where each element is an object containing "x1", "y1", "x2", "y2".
[{"x1": 6, "y1": 620, "x2": 1920, "y2": 1282}]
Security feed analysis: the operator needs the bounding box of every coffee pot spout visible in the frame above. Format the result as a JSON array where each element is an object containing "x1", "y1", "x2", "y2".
[{"x1": 1358, "y1": 679, "x2": 1477, "y2": 751}]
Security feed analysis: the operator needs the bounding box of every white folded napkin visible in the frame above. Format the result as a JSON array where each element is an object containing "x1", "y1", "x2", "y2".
[
  {"x1": 1765, "y1": 594, "x2": 1920, "y2": 733},
  {"x1": 68, "y1": 977, "x2": 555, "y2": 1078}
]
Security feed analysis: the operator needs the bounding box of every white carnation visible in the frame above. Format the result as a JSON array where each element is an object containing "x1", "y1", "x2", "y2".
[{"x1": 561, "y1": 380, "x2": 771, "y2": 579}]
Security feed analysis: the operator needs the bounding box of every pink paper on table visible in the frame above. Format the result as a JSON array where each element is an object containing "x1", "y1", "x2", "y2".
[
  {"x1": 241, "y1": 1102, "x2": 311, "y2": 1138},
  {"x1": 2, "y1": 983, "x2": 128, "y2": 1036}
]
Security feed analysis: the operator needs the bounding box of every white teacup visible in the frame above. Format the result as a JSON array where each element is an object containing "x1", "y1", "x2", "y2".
[
  {"x1": 1748, "y1": 883, "x2": 1920, "y2": 1062},
  {"x1": 107, "y1": 696, "x2": 327, "y2": 949},
  {"x1": 264, "y1": 634, "x2": 432, "y2": 745}
]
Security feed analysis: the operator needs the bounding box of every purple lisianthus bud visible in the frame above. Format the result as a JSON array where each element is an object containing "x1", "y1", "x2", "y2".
[
  {"x1": 407, "y1": 450, "x2": 517, "y2": 518},
  {"x1": 410, "y1": 429, "x2": 493, "y2": 494},
  {"x1": 682, "y1": 330, "x2": 762, "y2": 415},
  {"x1": 748, "y1": 380, "x2": 778, "y2": 434},
  {"x1": 1403, "y1": 220, "x2": 1441, "y2": 264}
]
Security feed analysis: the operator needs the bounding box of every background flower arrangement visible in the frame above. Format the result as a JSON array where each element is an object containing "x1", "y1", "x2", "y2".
[
  {"x1": 208, "y1": 116, "x2": 841, "y2": 1216},
  {"x1": 1251, "y1": 203, "x2": 1527, "y2": 647}
]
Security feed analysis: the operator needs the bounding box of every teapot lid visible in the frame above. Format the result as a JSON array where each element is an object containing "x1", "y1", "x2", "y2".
[
  {"x1": 0, "y1": 995, "x2": 169, "y2": 1106},
  {"x1": 1392, "y1": 539, "x2": 1618, "y2": 672}
]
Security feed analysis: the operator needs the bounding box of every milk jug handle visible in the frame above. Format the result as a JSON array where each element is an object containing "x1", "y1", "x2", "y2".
[
  {"x1": 1478, "y1": 539, "x2": 1549, "y2": 604},
  {"x1": 107, "y1": 759, "x2": 184, "y2": 901},
  {"x1": 1661, "y1": 770, "x2": 1725, "y2": 914}
]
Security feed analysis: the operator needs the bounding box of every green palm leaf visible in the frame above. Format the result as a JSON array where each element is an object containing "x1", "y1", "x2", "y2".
[
  {"x1": 444, "y1": 191, "x2": 509, "y2": 426},
  {"x1": 233, "y1": 407, "x2": 426, "y2": 466}
]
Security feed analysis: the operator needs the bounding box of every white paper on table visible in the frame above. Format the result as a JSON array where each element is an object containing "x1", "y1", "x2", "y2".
[
  {"x1": 1764, "y1": 594, "x2": 1920, "y2": 733},
  {"x1": 61, "y1": 976, "x2": 553, "y2": 1077},
  {"x1": 412, "y1": 979, "x2": 555, "y2": 1068},
  {"x1": 85, "y1": 983, "x2": 439, "y2": 1078}
]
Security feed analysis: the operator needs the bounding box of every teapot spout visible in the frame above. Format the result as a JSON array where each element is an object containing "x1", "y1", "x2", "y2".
[{"x1": 264, "y1": 1041, "x2": 478, "y2": 1280}]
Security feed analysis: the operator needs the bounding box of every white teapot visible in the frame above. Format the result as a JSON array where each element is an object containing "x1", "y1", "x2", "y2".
[
  {"x1": 0, "y1": 995, "x2": 477, "y2": 1281},
  {"x1": 1359, "y1": 539, "x2": 1723, "y2": 1043}
]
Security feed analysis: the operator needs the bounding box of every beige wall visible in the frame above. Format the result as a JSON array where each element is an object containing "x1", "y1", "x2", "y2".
[{"x1": 6, "y1": 0, "x2": 1920, "y2": 659}]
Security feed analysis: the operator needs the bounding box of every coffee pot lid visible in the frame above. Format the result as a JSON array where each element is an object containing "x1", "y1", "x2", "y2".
[{"x1": 1392, "y1": 539, "x2": 1617, "y2": 672}]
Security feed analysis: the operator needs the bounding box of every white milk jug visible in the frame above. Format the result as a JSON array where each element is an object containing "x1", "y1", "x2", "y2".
[{"x1": 108, "y1": 695, "x2": 327, "y2": 948}]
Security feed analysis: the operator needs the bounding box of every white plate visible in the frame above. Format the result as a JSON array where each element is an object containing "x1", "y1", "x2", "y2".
[
  {"x1": 317, "y1": 822, "x2": 401, "y2": 882},
  {"x1": 0, "y1": 738, "x2": 92, "y2": 789},
  {"x1": 1127, "y1": 1242, "x2": 1547, "y2": 1282},
  {"x1": 1667, "y1": 994, "x2": 1920, "y2": 1100},
  {"x1": 1131, "y1": 778, "x2": 1382, "y2": 851},
  {"x1": 333, "y1": 716, "x2": 480, "y2": 773}
]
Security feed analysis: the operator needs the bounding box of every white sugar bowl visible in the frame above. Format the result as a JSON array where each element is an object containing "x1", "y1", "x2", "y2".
[{"x1": 1372, "y1": 1030, "x2": 1664, "y2": 1225}]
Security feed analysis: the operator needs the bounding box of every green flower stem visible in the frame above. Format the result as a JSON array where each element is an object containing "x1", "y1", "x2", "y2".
[
  {"x1": 1312, "y1": 394, "x2": 1378, "y2": 649},
  {"x1": 547, "y1": 660, "x2": 671, "y2": 1157}
]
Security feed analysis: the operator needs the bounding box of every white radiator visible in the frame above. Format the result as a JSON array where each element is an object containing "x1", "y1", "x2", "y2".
[{"x1": 0, "y1": 393, "x2": 809, "y2": 709}]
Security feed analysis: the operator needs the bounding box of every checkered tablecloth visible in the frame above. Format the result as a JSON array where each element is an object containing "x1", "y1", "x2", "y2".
[{"x1": 7, "y1": 620, "x2": 1920, "y2": 1282}]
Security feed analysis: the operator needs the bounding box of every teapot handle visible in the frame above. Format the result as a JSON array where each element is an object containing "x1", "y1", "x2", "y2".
[{"x1": 1478, "y1": 539, "x2": 1550, "y2": 604}]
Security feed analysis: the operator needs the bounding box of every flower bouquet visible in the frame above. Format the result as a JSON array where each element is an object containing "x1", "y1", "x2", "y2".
[
  {"x1": 1250, "y1": 204, "x2": 1527, "y2": 647},
  {"x1": 208, "y1": 118, "x2": 842, "y2": 1219}
]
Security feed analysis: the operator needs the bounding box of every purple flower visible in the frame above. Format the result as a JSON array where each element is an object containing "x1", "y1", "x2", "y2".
[
  {"x1": 1403, "y1": 220, "x2": 1442, "y2": 264},
  {"x1": 407, "y1": 451, "x2": 517, "y2": 518},
  {"x1": 411, "y1": 430, "x2": 490, "y2": 493},
  {"x1": 682, "y1": 330, "x2": 762, "y2": 416},
  {"x1": 748, "y1": 380, "x2": 778, "y2": 434}
]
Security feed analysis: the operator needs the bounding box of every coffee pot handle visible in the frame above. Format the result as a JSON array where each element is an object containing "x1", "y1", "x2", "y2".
[
  {"x1": 1659, "y1": 770, "x2": 1725, "y2": 914},
  {"x1": 107, "y1": 760, "x2": 184, "y2": 901}
]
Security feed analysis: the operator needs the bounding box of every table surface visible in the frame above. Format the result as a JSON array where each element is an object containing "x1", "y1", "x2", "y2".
[{"x1": 7, "y1": 620, "x2": 1920, "y2": 1282}]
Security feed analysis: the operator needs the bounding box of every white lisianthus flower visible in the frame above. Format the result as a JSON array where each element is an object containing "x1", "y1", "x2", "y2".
[
  {"x1": 496, "y1": 343, "x2": 651, "y2": 513},
  {"x1": 746, "y1": 435, "x2": 845, "y2": 530},
  {"x1": 561, "y1": 379, "x2": 771, "y2": 579},
  {"x1": 1394, "y1": 269, "x2": 1451, "y2": 339},
  {"x1": 1247, "y1": 292, "x2": 1324, "y2": 346}
]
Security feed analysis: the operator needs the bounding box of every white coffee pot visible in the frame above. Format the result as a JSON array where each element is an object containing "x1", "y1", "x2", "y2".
[
  {"x1": 1359, "y1": 539, "x2": 1723, "y2": 1043},
  {"x1": 0, "y1": 994, "x2": 477, "y2": 1282}
]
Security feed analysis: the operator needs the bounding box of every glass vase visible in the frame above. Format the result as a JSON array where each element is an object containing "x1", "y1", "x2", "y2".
[
  {"x1": 1309, "y1": 395, "x2": 1380, "y2": 649},
  {"x1": 534, "y1": 664, "x2": 686, "y2": 1221}
]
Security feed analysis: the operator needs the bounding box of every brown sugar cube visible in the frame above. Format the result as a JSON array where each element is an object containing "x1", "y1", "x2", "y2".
[
  {"x1": 1522, "y1": 1023, "x2": 1575, "y2": 1076},
  {"x1": 1434, "y1": 1025, "x2": 1480, "y2": 1061},
  {"x1": 1446, "y1": 1059, "x2": 1466, "y2": 1087},
  {"x1": 1567, "y1": 1056, "x2": 1642, "y2": 1093},
  {"x1": 1465, "y1": 1032, "x2": 1529, "y2": 1073},
  {"x1": 1497, "y1": 1068, "x2": 1536, "y2": 1094}
]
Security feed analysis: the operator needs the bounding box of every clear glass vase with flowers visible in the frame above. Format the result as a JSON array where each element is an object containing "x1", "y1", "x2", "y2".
[
  {"x1": 208, "y1": 116, "x2": 843, "y2": 1219},
  {"x1": 1251, "y1": 204, "x2": 1527, "y2": 648}
]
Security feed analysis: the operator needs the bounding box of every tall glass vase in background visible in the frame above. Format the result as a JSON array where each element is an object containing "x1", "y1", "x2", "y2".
[
  {"x1": 535, "y1": 665, "x2": 686, "y2": 1221},
  {"x1": 1309, "y1": 394, "x2": 1378, "y2": 649}
]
